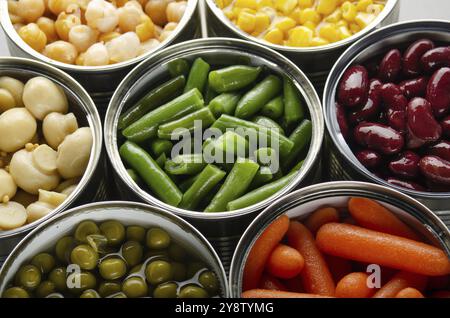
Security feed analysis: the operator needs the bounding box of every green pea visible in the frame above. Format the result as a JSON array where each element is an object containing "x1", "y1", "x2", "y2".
[
  {"x1": 55, "y1": 236, "x2": 75, "y2": 263},
  {"x1": 70, "y1": 244, "x2": 99, "y2": 270},
  {"x1": 66, "y1": 271, "x2": 97, "y2": 294},
  {"x1": 186, "y1": 262, "x2": 207, "y2": 278},
  {"x1": 46, "y1": 293, "x2": 64, "y2": 298},
  {"x1": 130, "y1": 264, "x2": 144, "y2": 274},
  {"x1": 31, "y1": 253, "x2": 56, "y2": 274},
  {"x1": 48, "y1": 267, "x2": 67, "y2": 291},
  {"x1": 144, "y1": 250, "x2": 170, "y2": 261},
  {"x1": 121, "y1": 241, "x2": 143, "y2": 267},
  {"x1": 98, "y1": 281, "x2": 122, "y2": 297},
  {"x1": 74, "y1": 221, "x2": 100, "y2": 243},
  {"x1": 153, "y1": 282, "x2": 178, "y2": 298},
  {"x1": 35, "y1": 280, "x2": 56, "y2": 298},
  {"x1": 2, "y1": 287, "x2": 30, "y2": 298},
  {"x1": 171, "y1": 262, "x2": 187, "y2": 281},
  {"x1": 126, "y1": 226, "x2": 146, "y2": 242},
  {"x1": 179, "y1": 285, "x2": 209, "y2": 298},
  {"x1": 16, "y1": 264, "x2": 41, "y2": 290},
  {"x1": 100, "y1": 221, "x2": 126, "y2": 246},
  {"x1": 145, "y1": 260, "x2": 173, "y2": 285},
  {"x1": 109, "y1": 292, "x2": 127, "y2": 298},
  {"x1": 199, "y1": 271, "x2": 220, "y2": 296},
  {"x1": 146, "y1": 228, "x2": 171, "y2": 250},
  {"x1": 80, "y1": 289, "x2": 100, "y2": 298},
  {"x1": 168, "y1": 244, "x2": 187, "y2": 262},
  {"x1": 99, "y1": 257, "x2": 127, "y2": 280},
  {"x1": 86, "y1": 234, "x2": 110, "y2": 254},
  {"x1": 122, "y1": 276, "x2": 148, "y2": 298}
]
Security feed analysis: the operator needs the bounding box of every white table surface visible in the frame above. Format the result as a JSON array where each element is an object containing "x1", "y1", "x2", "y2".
[{"x1": 1, "y1": 0, "x2": 449, "y2": 56}]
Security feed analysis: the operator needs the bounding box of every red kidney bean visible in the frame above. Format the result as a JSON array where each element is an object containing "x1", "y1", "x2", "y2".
[
  {"x1": 388, "y1": 151, "x2": 420, "y2": 178},
  {"x1": 348, "y1": 79, "x2": 382, "y2": 124},
  {"x1": 335, "y1": 102, "x2": 349, "y2": 139},
  {"x1": 365, "y1": 59, "x2": 380, "y2": 77},
  {"x1": 380, "y1": 83, "x2": 408, "y2": 111},
  {"x1": 386, "y1": 177, "x2": 426, "y2": 191},
  {"x1": 420, "y1": 46, "x2": 450, "y2": 73},
  {"x1": 419, "y1": 155, "x2": 450, "y2": 185},
  {"x1": 428, "y1": 140, "x2": 450, "y2": 162},
  {"x1": 399, "y1": 76, "x2": 429, "y2": 99},
  {"x1": 426, "y1": 67, "x2": 450, "y2": 117},
  {"x1": 387, "y1": 108, "x2": 406, "y2": 132},
  {"x1": 353, "y1": 122, "x2": 404, "y2": 155},
  {"x1": 406, "y1": 97, "x2": 442, "y2": 148},
  {"x1": 403, "y1": 39, "x2": 435, "y2": 77},
  {"x1": 441, "y1": 115, "x2": 450, "y2": 137},
  {"x1": 338, "y1": 65, "x2": 369, "y2": 108},
  {"x1": 355, "y1": 150, "x2": 382, "y2": 169},
  {"x1": 378, "y1": 49, "x2": 402, "y2": 82}
]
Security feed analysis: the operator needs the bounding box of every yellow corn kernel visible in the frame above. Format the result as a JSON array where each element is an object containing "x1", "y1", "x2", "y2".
[
  {"x1": 336, "y1": 20, "x2": 348, "y2": 27},
  {"x1": 303, "y1": 21, "x2": 316, "y2": 31},
  {"x1": 356, "y1": 0, "x2": 372, "y2": 11},
  {"x1": 342, "y1": 1, "x2": 357, "y2": 21},
  {"x1": 287, "y1": 26, "x2": 313, "y2": 47},
  {"x1": 216, "y1": 0, "x2": 234, "y2": 9},
  {"x1": 299, "y1": 8, "x2": 321, "y2": 25},
  {"x1": 237, "y1": 11, "x2": 256, "y2": 33},
  {"x1": 234, "y1": 0, "x2": 258, "y2": 10},
  {"x1": 338, "y1": 25, "x2": 352, "y2": 39},
  {"x1": 355, "y1": 12, "x2": 375, "y2": 29},
  {"x1": 99, "y1": 31, "x2": 121, "y2": 43},
  {"x1": 298, "y1": 0, "x2": 314, "y2": 8},
  {"x1": 289, "y1": 8, "x2": 302, "y2": 23},
  {"x1": 275, "y1": 0, "x2": 298, "y2": 15},
  {"x1": 319, "y1": 23, "x2": 340, "y2": 42},
  {"x1": 264, "y1": 28, "x2": 284, "y2": 45},
  {"x1": 274, "y1": 17, "x2": 296, "y2": 33},
  {"x1": 367, "y1": 4, "x2": 384, "y2": 15},
  {"x1": 18, "y1": 23, "x2": 47, "y2": 52},
  {"x1": 349, "y1": 22, "x2": 361, "y2": 33},
  {"x1": 224, "y1": 9, "x2": 236, "y2": 20},
  {"x1": 136, "y1": 15, "x2": 155, "y2": 42},
  {"x1": 311, "y1": 37, "x2": 330, "y2": 46},
  {"x1": 317, "y1": 0, "x2": 338, "y2": 16},
  {"x1": 257, "y1": 0, "x2": 273, "y2": 9},
  {"x1": 324, "y1": 8, "x2": 342, "y2": 23},
  {"x1": 253, "y1": 12, "x2": 270, "y2": 35}
]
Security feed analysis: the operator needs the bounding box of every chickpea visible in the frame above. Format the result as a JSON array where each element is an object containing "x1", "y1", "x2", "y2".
[
  {"x1": 85, "y1": 0, "x2": 119, "y2": 33},
  {"x1": 105, "y1": 31, "x2": 140, "y2": 63},
  {"x1": 0, "y1": 108, "x2": 37, "y2": 153},
  {"x1": 26, "y1": 201, "x2": 54, "y2": 223},
  {"x1": 13, "y1": 23, "x2": 25, "y2": 32},
  {"x1": 0, "y1": 77, "x2": 24, "y2": 107},
  {"x1": 17, "y1": 0, "x2": 46, "y2": 23},
  {"x1": 38, "y1": 189, "x2": 67, "y2": 206},
  {"x1": 159, "y1": 22, "x2": 177, "y2": 42},
  {"x1": 55, "y1": 12, "x2": 82, "y2": 41},
  {"x1": 139, "y1": 38, "x2": 160, "y2": 55},
  {"x1": 18, "y1": 23, "x2": 48, "y2": 52},
  {"x1": 0, "y1": 169, "x2": 17, "y2": 203},
  {"x1": 166, "y1": 1, "x2": 186, "y2": 23},
  {"x1": 0, "y1": 88, "x2": 16, "y2": 113},
  {"x1": 0, "y1": 201, "x2": 27, "y2": 230},
  {"x1": 47, "y1": 0, "x2": 77, "y2": 15},
  {"x1": 23, "y1": 77, "x2": 69, "y2": 120},
  {"x1": 56, "y1": 127, "x2": 92, "y2": 179},
  {"x1": 43, "y1": 41, "x2": 78, "y2": 64},
  {"x1": 36, "y1": 17, "x2": 58, "y2": 43},
  {"x1": 83, "y1": 42, "x2": 109, "y2": 66},
  {"x1": 118, "y1": 3, "x2": 142, "y2": 32},
  {"x1": 43, "y1": 112, "x2": 79, "y2": 149},
  {"x1": 98, "y1": 31, "x2": 121, "y2": 43},
  {"x1": 68, "y1": 25, "x2": 99, "y2": 52},
  {"x1": 9, "y1": 148, "x2": 61, "y2": 195},
  {"x1": 145, "y1": 0, "x2": 173, "y2": 26}
]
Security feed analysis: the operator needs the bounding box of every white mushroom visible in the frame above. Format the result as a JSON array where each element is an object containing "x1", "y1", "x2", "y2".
[
  {"x1": 0, "y1": 76, "x2": 24, "y2": 107},
  {"x1": 22, "y1": 76, "x2": 68, "y2": 120},
  {"x1": 61, "y1": 184, "x2": 77, "y2": 196},
  {"x1": 0, "y1": 169, "x2": 17, "y2": 203},
  {"x1": 0, "y1": 108, "x2": 37, "y2": 152},
  {"x1": 26, "y1": 201, "x2": 54, "y2": 223},
  {"x1": 9, "y1": 148, "x2": 60, "y2": 195},
  {"x1": 38, "y1": 189, "x2": 67, "y2": 207},
  {"x1": 56, "y1": 127, "x2": 92, "y2": 179},
  {"x1": 42, "y1": 112, "x2": 79, "y2": 149},
  {"x1": 0, "y1": 201, "x2": 27, "y2": 230},
  {"x1": 32, "y1": 144, "x2": 58, "y2": 174},
  {"x1": 55, "y1": 177, "x2": 80, "y2": 192}
]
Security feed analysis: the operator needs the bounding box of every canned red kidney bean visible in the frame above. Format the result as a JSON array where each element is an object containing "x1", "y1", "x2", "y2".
[{"x1": 335, "y1": 38, "x2": 450, "y2": 192}]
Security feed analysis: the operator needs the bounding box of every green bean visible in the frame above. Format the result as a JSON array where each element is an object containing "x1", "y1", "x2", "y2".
[
  {"x1": 208, "y1": 92, "x2": 241, "y2": 117},
  {"x1": 253, "y1": 147, "x2": 276, "y2": 166},
  {"x1": 208, "y1": 65, "x2": 262, "y2": 93},
  {"x1": 249, "y1": 166, "x2": 274, "y2": 189},
  {"x1": 178, "y1": 174, "x2": 200, "y2": 192},
  {"x1": 179, "y1": 164, "x2": 226, "y2": 210},
  {"x1": 157, "y1": 107, "x2": 216, "y2": 139},
  {"x1": 155, "y1": 153, "x2": 167, "y2": 168},
  {"x1": 261, "y1": 95, "x2": 284, "y2": 119},
  {"x1": 184, "y1": 58, "x2": 210, "y2": 93},
  {"x1": 119, "y1": 141, "x2": 182, "y2": 206},
  {"x1": 164, "y1": 154, "x2": 206, "y2": 175},
  {"x1": 118, "y1": 75, "x2": 185, "y2": 130},
  {"x1": 210, "y1": 115, "x2": 294, "y2": 157},
  {"x1": 282, "y1": 119, "x2": 312, "y2": 171},
  {"x1": 226, "y1": 161, "x2": 304, "y2": 210},
  {"x1": 150, "y1": 139, "x2": 173, "y2": 157},
  {"x1": 122, "y1": 88, "x2": 204, "y2": 142},
  {"x1": 234, "y1": 75, "x2": 282, "y2": 119},
  {"x1": 205, "y1": 159, "x2": 259, "y2": 212},
  {"x1": 204, "y1": 82, "x2": 218, "y2": 104},
  {"x1": 168, "y1": 59, "x2": 190, "y2": 77},
  {"x1": 206, "y1": 131, "x2": 248, "y2": 161},
  {"x1": 252, "y1": 116, "x2": 285, "y2": 135},
  {"x1": 283, "y1": 77, "x2": 305, "y2": 127}
]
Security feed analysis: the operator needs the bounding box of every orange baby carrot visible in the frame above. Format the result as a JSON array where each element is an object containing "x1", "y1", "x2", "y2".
[
  {"x1": 325, "y1": 255, "x2": 353, "y2": 282},
  {"x1": 305, "y1": 207, "x2": 340, "y2": 234},
  {"x1": 243, "y1": 215, "x2": 290, "y2": 291},
  {"x1": 242, "y1": 289, "x2": 333, "y2": 298},
  {"x1": 316, "y1": 223, "x2": 450, "y2": 276},
  {"x1": 335, "y1": 272, "x2": 375, "y2": 298},
  {"x1": 348, "y1": 197, "x2": 420, "y2": 240},
  {"x1": 373, "y1": 271, "x2": 428, "y2": 298},
  {"x1": 266, "y1": 244, "x2": 305, "y2": 279},
  {"x1": 395, "y1": 287, "x2": 425, "y2": 298},
  {"x1": 259, "y1": 274, "x2": 287, "y2": 291},
  {"x1": 286, "y1": 221, "x2": 335, "y2": 296}
]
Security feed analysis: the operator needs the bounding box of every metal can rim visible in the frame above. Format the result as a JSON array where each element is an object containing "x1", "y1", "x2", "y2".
[
  {"x1": 323, "y1": 19, "x2": 450, "y2": 199},
  {"x1": 0, "y1": 56, "x2": 103, "y2": 240},
  {"x1": 105, "y1": 37, "x2": 324, "y2": 220}
]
